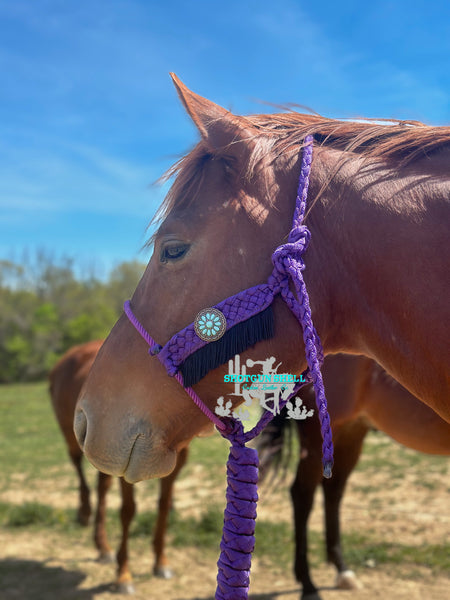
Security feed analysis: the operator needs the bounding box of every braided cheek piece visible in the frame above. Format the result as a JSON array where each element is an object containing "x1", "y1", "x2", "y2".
[
  {"x1": 269, "y1": 136, "x2": 334, "y2": 476},
  {"x1": 278, "y1": 255, "x2": 333, "y2": 476}
]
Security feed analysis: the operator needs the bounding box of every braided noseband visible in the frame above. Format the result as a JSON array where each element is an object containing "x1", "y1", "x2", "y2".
[{"x1": 124, "y1": 136, "x2": 333, "y2": 599}]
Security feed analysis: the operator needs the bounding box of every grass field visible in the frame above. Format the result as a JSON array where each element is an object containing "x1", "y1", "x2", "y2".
[{"x1": 0, "y1": 381, "x2": 449, "y2": 599}]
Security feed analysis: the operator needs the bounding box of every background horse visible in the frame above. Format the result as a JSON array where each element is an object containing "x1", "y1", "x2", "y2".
[
  {"x1": 75, "y1": 75, "x2": 449, "y2": 487},
  {"x1": 49, "y1": 341, "x2": 188, "y2": 593},
  {"x1": 258, "y1": 353, "x2": 450, "y2": 600}
]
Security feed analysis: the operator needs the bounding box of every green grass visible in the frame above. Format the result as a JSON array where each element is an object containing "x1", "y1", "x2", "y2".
[
  {"x1": 131, "y1": 505, "x2": 225, "y2": 550},
  {"x1": 0, "y1": 501, "x2": 72, "y2": 528},
  {"x1": 3, "y1": 499, "x2": 447, "y2": 577},
  {"x1": 0, "y1": 382, "x2": 68, "y2": 480},
  {"x1": 355, "y1": 430, "x2": 448, "y2": 480},
  {"x1": 1, "y1": 381, "x2": 449, "y2": 582},
  {"x1": 341, "y1": 531, "x2": 450, "y2": 574}
]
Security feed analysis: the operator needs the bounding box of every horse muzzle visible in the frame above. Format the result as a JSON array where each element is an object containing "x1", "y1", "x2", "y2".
[{"x1": 74, "y1": 399, "x2": 177, "y2": 483}]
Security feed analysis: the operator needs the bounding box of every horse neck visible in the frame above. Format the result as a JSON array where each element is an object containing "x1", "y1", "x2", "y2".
[{"x1": 300, "y1": 147, "x2": 449, "y2": 413}]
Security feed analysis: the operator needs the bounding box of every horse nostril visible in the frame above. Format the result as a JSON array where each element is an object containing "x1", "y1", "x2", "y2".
[{"x1": 74, "y1": 409, "x2": 88, "y2": 450}]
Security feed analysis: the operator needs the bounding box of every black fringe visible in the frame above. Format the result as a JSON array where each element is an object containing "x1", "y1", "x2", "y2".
[{"x1": 180, "y1": 306, "x2": 274, "y2": 388}]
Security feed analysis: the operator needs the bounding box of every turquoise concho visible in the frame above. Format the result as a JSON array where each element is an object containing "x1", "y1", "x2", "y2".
[{"x1": 194, "y1": 308, "x2": 227, "y2": 342}]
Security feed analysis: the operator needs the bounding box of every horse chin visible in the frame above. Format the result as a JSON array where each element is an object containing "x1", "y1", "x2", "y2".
[{"x1": 123, "y1": 439, "x2": 177, "y2": 483}]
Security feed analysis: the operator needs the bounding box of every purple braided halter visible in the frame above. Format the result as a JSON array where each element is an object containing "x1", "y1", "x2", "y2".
[{"x1": 123, "y1": 135, "x2": 333, "y2": 599}]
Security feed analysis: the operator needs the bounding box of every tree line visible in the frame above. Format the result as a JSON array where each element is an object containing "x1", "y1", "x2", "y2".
[{"x1": 0, "y1": 253, "x2": 146, "y2": 383}]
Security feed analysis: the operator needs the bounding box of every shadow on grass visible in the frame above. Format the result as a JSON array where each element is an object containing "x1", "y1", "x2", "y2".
[
  {"x1": 174, "y1": 587, "x2": 305, "y2": 600},
  {"x1": 250, "y1": 589, "x2": 302, "y2": 600},
  {"x1": 0, "y1": 558, "x2": 112, "y2": 600}
]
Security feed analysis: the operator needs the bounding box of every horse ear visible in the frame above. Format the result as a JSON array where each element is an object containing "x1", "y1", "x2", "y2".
[{"x1": 170, "y1": 73, "x2": 257, "y2": 151}]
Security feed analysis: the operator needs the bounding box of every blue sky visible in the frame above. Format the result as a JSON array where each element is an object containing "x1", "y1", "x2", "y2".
[{"x1": 1, "y1": 0, "x2": 449, "y2": 276}]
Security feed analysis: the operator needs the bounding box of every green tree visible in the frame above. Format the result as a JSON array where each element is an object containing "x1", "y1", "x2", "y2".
[{"x1": 0, "y1": 253, "x2": 146, "y2": 383}]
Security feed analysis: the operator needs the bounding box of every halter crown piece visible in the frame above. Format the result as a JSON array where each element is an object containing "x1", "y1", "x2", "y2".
[{"x1": 123, "y1": 135, "x2": 333, "y2": 600}]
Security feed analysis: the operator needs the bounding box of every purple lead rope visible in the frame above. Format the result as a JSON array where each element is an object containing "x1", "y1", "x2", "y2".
[
  {"x1": 123, "y1": 135, "x2": 333, "y2": 600},
  {"x1": 215, "y1": 136, "x2": 332, "y2": 599},
  {"x1": 216, "y1": 421, "x2": 258, "y2": 600}
]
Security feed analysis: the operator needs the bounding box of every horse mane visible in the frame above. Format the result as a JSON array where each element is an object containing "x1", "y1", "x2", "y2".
[
  {"x1": 150, "y1": 112, "x2": 450, "y2": 237},
  {"x1": 248, "y1": 111, "x2": 450, "y2": 167}
]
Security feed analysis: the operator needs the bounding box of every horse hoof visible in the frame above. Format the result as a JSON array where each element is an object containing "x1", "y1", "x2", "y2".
[
  {"x1": 115, "y1": 581, "x2": 135, "y2": 595},
  {"x1": 336, "y1": 570, "x2": 363, "y2": 590},
  {"x1": 97, "y1": 551, "x2": 115, "y2": 564},
  {"x1": 77, "y1": 512, "x2": 91, "y2": 527},
  {"x1": 153, "y1": 565, "x2": 173, "y2": 579}
]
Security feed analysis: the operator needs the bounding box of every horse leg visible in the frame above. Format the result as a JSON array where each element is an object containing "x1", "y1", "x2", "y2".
[
  {"x1": 153, "y1": 446, "x2": 189, "y2": 578},
  {"x1": 69, "y1": 448, "x2": 91, "y2": 526},
  {"x1": 94, "y1": 471, "x2": 115, "y2": 562},
  {"x1": 291, "y1": 417, "x2": 324, "y2": 600},
  {"x1": 115, "y1": 478, "x2": 136, "y2": 594},
  {"x1": 322, "y1": 418, "x2": 368, "y2": 590}
]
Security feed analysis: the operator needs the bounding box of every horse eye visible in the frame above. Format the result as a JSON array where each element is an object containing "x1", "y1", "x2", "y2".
[{"x1": 161, "y1": 243, "x2": 189, "y2": 263}]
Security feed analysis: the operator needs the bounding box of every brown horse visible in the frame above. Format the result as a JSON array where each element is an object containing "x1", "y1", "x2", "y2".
[
  {"x1": 74, "y1": 74, "x2": 449, "y2": 485},
  {"x1": 49, "y1": 341, "x2": 188, "y2": 593},
  {"x1": 258, "y1": 353, "x2": 450, "y2": 599}
]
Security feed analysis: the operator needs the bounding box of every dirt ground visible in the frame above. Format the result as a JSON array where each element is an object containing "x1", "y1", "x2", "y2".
[{"x1": 1, "y1": 436, "x2": 449, "y2": 600}]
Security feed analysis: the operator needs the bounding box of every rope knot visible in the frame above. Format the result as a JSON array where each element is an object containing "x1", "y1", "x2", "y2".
[
  {"x1": 220, "y1": 417, "x2": 247, "y2": 446},
  {"x1": 148, "y1": 343, "x2": 162, "y2": 356},
  {"x1": 271, "y1": 225, "x2": 311, "y2": 281},
  {"x1": 288, "y1": 223, "x2": 311, "y2": 247}
]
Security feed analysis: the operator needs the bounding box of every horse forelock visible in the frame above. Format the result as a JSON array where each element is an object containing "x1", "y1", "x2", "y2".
[{"x1": 148, "y1": 136, "x2": 277, "y2": 244}]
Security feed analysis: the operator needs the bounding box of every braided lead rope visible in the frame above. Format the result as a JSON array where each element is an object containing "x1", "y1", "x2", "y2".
[
  {"x1": 215, "y1": 420, "x2": 258, "y2": 600},
  {"x1": 215, "y1": 373, "x2": 313, "y2": 600}
]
